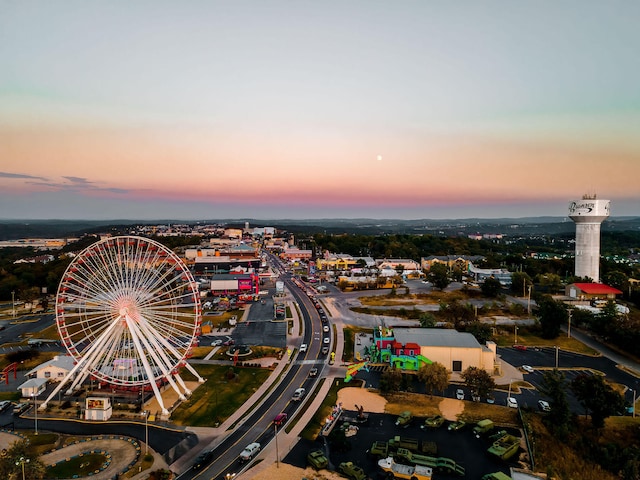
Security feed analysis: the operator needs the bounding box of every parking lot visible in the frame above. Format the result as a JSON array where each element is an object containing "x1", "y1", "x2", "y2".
[{"x1": 284, "y1": 409, "x2": 518, "y2": 479}]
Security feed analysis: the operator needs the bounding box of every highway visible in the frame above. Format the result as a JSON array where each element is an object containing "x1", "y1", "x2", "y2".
[{"x1": 184, "y1": 269, "x2": 328, "y2": 480}]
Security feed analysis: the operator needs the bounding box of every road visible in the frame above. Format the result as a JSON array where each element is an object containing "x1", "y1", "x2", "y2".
[{"x1": 182, "y1": 266, "x2": 328, "y2": 479}]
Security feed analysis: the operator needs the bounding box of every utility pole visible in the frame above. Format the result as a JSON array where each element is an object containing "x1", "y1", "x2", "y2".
[{"x1": 567, "y1": 310, "x2": 572, "y2": 338}]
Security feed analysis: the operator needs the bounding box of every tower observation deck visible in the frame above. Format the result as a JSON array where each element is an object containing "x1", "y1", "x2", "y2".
[{"x1": 568, "y1": 194, "x2": 610, "y2": 283}]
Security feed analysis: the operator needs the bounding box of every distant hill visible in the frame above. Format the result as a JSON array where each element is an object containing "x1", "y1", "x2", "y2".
[{"x1": 0, "y1": 216, "x2": 638, "y2": 241}]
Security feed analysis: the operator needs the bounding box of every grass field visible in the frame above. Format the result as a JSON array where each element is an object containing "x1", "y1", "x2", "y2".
[{"x1": 171, "y1": 364, "x2": 271, "y2": 426}]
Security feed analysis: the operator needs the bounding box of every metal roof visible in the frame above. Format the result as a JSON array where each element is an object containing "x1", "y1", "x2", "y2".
[{"x1": 392, "y1": 328, "x2": 482, "y2": 348}]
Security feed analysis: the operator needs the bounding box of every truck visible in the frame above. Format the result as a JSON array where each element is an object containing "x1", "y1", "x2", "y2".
[
  {"x1": 307, "y1": 450, "x2": 328, "y2": 470},
  {"x1": 378, "y1": 456, "x2": 433, "y2": 480},
  {"x1": 487, "y1": 434, "x2": 520, "y2": 461},
  {"x1": 482, "y1": 473, "x2": 512, "y2": 480},
  {"x1": 473, "y1": 419, "x2": 495, "y2": 437},
  {"x1": 368, "y1": 436, "x2": 437, "y2": 458},
  {"x1": 394, "y1": 448, "x2": 465, "y2": 476},
  {"x1": 421, "y1": 414, "x2": 445, "y2": 429},
  {"x1": 338, "y1": 461, "x2": 367, "y2": 480},
  {"x1": 395, "y1": 410, "x2": 413, "y2": 427}
]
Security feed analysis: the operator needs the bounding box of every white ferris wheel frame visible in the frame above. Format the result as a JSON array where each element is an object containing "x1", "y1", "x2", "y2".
[{"x1": 40, "y1": 235, "x2": 204, "y2": 415}]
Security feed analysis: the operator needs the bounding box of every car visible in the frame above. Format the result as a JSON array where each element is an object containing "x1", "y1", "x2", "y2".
[
  {"x1": 300, "y1": 343, "x2": 308, "y2": 352},
  {"x1": 13, "y1": 402, "x2": 29, "y2": 415},
  {"x1": 456, "y1": 388, "x2": 465, "y2": 400},
  {"x1": 192, "y1": 449, "x2": 214, "y2": 470},
  {"x1": 239, "y1": 442, "x2": 261, "y2": 462},
  {"x1": 323, "y1": 325, "x2": 329, "y2": 332},
  {"x1": 273, "y1": 412, "x2": 288, "y2": 425},
  {"x1": 320, "y1": 314, "x2": 328, "y2": 322},
  {"x1": 323, "y1": 337, "x2": 330, "y2": 344},
  {"x1": 338, "y1": 461, "x2": 367, "y2": 480},
  {"x1": 422, "y1": 414, "x2": 445, "y2": 429},
  {"x1": 292, "y1": 387, "x2": 306, "y2": 401},
  {"x1": 486, "y1": 396, "x2": 495, "y2": 404},
  {"x1": 448, "y1": 419, "x2": 466, "y2": 431},
  {"x1": 507, "y1": 397, "x2": 518, "y2": 408},
  {"x1": 223, "y1": 338, "x2": 235, "y2": 346},
  {"x1": 211, "y1": 339, "x2": 223, "y2": 347},
  {"x1": 521, "y1": 365, "x2": 534, "y2": 373},
  {"x1": 513, "y1": 344, "x2": 527, "y2": 351},
  {"x1": 538, "y1": 400, "x2": 551, "y2": 412},
  {"x1": 308, "y1": 367, "x2": 318, "y2": 377},
  {"x1": 321, "y1": 346, "x2": 329, "y2": 355}
]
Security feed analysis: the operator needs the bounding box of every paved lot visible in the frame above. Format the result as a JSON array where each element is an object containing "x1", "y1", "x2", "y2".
[{"x1": 283, "y1": 410, "x2": 517, "y2": 479}]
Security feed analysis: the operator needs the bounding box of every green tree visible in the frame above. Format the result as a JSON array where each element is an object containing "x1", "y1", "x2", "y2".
[
  {"x1": 439, "y1": 300, "x2": 474, "y2": 329},
  {"x1": 511, "y1": 271, "x2": 533, "y2": 296},
  {"x1": 428, "y1": 263, "x2": 450, "y2": 290},
  {"x1": 419, "y1": 312, "x2": 437, "y2": 328},
  {"x1": 536, "y1": 295, "x2": 567, "y2": 339},
  {"x1": 417, "y1": 362, "x2": 449, "y2": 398},
  {"x1": 0, "y1": 440, "x2": 46, "y2": 480},
  {"x1": 379, "y1": 367, "x2": 403, "y2": 393},
  {"x1": 460, "y1": 366, "x2": 496, "y2": 400},
  {"x1": 480, "y1": 277, "x2": 502, "y2": 298},
  {"x1": 538, "y1": 369, "x2": 572, "y2": 438},
  {"x1": 571, "y1": 373, "x2": 625, "y2": 429},
  {"x1": 535, "y1": 273, "x2": 563, "y2": 293},
  {"x1": 464, "y1": 321, "x2": 492, "y2": 344}
]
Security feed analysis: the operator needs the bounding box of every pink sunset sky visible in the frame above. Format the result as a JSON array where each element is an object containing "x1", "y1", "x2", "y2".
[{"x1": 1, "y1": 2, "x2": 639, "y2": 220}]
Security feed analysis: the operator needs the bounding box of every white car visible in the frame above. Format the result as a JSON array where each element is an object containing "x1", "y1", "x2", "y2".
[
  {"x1": 507, "y1": 397, "x2": 518, "y2": 408},
  {"x1": 323, "y1": 337, "x2": 330, "y2": 344},
  {"x1": 300, "y1": 343, "x2": 307, "y2": 352},
  {"x1": 211, "y1": 339, "x2": 223, "y2": 347},
  {"x1": 521, "y1": 365, "x2": 534, "y2": 373},
  {"x1": 239, "y1": 442, "x2": 261, "y2": 462},
  {"x1": 538, "y1": 400, "x2": 551, "y2": 412},
  {"x1": 456, "y1": 389, "x2": 465, "y2": 400},
  {"x1": 323, "y1": 325, "x2": 329, "y2": 332},
  {"x1": 292, "y1": 387, "x2": 306, "y2": 401}
]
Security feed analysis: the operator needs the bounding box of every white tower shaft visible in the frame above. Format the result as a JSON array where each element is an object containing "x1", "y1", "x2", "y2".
[{"x1": 569, "y1": 197, "x2": 610, "y2": 283}]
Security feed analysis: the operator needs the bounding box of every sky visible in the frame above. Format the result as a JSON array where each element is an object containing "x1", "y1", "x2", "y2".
[{"x1": 1, "y1": 1, "x2": 639, "y2": 221}]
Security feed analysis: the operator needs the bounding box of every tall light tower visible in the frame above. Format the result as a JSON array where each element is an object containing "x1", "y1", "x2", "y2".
[{"x1": 568, "y1": 194, "x2": 610, "y2": 283}]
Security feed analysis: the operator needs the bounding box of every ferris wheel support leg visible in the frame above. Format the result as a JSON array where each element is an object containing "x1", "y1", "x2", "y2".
[
  {"x1": 129, "y1": 318, "x2": 188, "y2": 402},
  {"x1": 183, "y1": 362, "x2": 205, "y2": 383},
  {"x1": 40, "y1": 318, "x2": 123, "y2": 410}
]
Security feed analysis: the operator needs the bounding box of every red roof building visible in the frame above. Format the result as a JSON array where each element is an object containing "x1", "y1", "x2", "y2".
[{"x1": 566, "y1": 282, "x2": 622, "y2": 300}]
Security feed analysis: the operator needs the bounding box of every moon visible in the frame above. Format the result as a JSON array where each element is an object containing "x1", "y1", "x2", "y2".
[{"x1": 377, "y1": 154, "x2": 382, "y2": 161}]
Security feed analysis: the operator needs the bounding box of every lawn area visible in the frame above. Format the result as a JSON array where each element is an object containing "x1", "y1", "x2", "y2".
[
  {"x1": 46, "y1": 452, "x2": 109, "y2": 479},
  {"x1": 171, "y1": 364, "x2": 271, "y2": 426},
  {"x1": 491, "y1": 326, "x2": 599, "y2": 355}
]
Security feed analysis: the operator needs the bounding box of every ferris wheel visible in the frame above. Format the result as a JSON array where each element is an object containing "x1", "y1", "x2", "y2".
[{"x1": 40, "y1": 236, "x2": 204, "y2": 415}]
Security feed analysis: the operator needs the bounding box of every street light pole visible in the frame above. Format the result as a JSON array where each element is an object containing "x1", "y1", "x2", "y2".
[
  {"x1": 142, "y1": 410, "x2": 149, "y2": 455},
  {"x1": 16, "y1": 456, "x2": 29, "y2": 480},
  {"x1": 555, "y1": 345, "x2": 559, "y2": 369},
  {"x1": 514, "y1": 325, "x2": 518, "y2": 344},
  {"x1": 274, "y1": 423, "x2": 279, "y2": 468},
  {"x1": 567, "y1": 310, "x2": 572, "y2": 338},
  {"x1": 527, "y1": 285, "x2": 532, "y2": 315},
  {"x1": 12, "y1": 290, "x2": 16, "y2": 318},
  {"x1": 633, "y1": 389, "x2": 636, "y2": 419},
  {"x1": 33, "y1": 393, "x2": 38, "y2": 435}
]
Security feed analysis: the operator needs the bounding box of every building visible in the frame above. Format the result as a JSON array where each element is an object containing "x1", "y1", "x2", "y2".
[
  {"x1": 568, "y1": 194, "x2": 610, "y2": 282},
  {"x1": 421, "y1": 255, "x2": 485, "y2": 272},
  {"x1": 468, "y1": 263, "x2": 512, "y2": 286},
  {"x1": 18, "y1": 377, "x2": 48, "y2": 398},
  {"x1": 25, "y1": 355, "x2": 76, "y2": 382},
  {"x1": 565, "y1": 283, "x2": 622, "y2": 303},
  {"x1": 367, "y1": 327, "x2": 497, "y2": 375}
]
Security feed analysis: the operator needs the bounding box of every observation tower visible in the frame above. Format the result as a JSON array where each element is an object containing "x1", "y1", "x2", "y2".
[{"x1": 568, "y1": 194, "x2": 610, "y2": 283}]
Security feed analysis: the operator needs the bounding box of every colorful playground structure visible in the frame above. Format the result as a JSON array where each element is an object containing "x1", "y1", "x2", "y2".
[{"x1": 345, "y1": 326, "x2": 433, "y2": 382}]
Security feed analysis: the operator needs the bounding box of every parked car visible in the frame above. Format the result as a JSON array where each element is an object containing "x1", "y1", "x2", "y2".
[
  {"x1": 323, "y1": 337, "x2": 330, "y2": 344},
  {"x1": 308, "y1": 367, "x2": 318, "y2": 377},
  {"x1": 456, "y1": 388, "x2": 465, "y2": 400},
  {"x1": 321, "y1": 346, "x2": 329, "y2": 355},
  {"x1": 300, "y1": 343, "x2": 308, "y2": 352},
  {"x1": 507, "y1": 397, "x2": 518, "y2": 408},
  {"x1": 211, "y1": 339, "x2": 223, "y2": 347},
  {"x1": 0, "y1": 400, "x2": 11, "y2": 412},
  {"x1": 13, "y1": 402, "x2": 29, "y2": 415}
]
